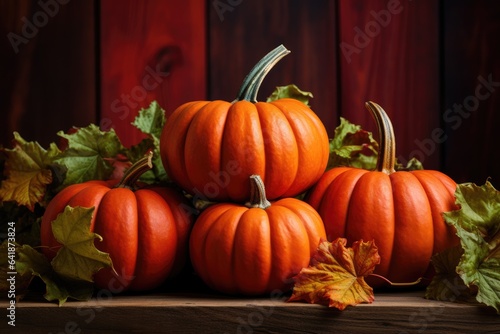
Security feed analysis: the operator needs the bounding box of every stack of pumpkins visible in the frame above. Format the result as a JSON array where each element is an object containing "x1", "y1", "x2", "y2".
[{"x1": 40, "y1": 45, "x2": 458, "y2": 295}]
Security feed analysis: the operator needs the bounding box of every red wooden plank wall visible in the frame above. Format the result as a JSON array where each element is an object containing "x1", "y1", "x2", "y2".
[
  {"x1": 442, "y1": 0, "x2": 500, "y2": 185},
  {"x1": 0, "y1": 0, "x2": 96, "y2": 148},
  {"x1": 208, "y1": 0, "x2": 339, "y2": 136},
  {"x1": 99, "y1": 0, "x2": 206, "y2": 147},
  {"x1": 338, "y1": 0, "x2": 441, "y2": 169},
  {"x1": 1, "y1": 0, "x2": 498, "y2": 186}
]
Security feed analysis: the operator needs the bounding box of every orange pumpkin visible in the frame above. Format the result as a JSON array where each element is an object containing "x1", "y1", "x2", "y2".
[
  {"x1": 160, "y1": 45, "x2": 329, "y2": 202},
  {"x1": 40, "y1": 153, "x2": 194, "y2": 291},
  {"x1": 306, "y1": 102, "x2": 459, "y2": 287},
  {"x1": 189, "y1": 175, "x2": 326, "y2": 295}
]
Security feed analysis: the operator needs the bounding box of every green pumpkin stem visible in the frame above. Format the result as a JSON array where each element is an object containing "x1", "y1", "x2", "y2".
[
  {"x1": 246, "y1": 175, "x2": 271, "y2": 209},
  {"x1": 235, "y1": 45, "x2": 291, "y2": 103},
  {"x1": 115, "y1": 151, "x2": 153, "y2": 189},
  {"x1": 365, "y1": 101, "x2": 396, "y2": 174}
]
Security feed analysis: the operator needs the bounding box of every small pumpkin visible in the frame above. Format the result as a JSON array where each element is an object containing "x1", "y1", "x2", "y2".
[
  {"x1": 160, "y1": 45, "x2": 329, "y2": 202},
  {"x1": 40, "y1": 152, "x2": 194, "y2": 291},
  {"x1": 189, "y1": 175, "x2": 326, "y2": 295},
  {"x1": 306, "y1": 102, "x2": 459, "y2": 287}
]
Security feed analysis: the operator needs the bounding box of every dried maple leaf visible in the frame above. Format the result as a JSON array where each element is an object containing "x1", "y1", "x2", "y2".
[
  {"x1": 0, "y1": 132, "x2": 61, "y2": 210},
  {"x1": 288, "y1": 238, "x2": 380, "y2": 310}
]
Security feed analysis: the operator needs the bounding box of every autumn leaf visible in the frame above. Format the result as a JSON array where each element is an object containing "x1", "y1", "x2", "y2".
[
  {"x1": 0, "y1": 132, "x2": 61, "y2": 210},
  {"x1": 55, "y1": 124, "x2": 124, "y2": 187},
  {"x1": 442, "y1": 181, "x2": 500, "y2": 313},
  {"x1": 131, "y1": 100, "x2": 165, "y2": 139},
  {"x1": 16, "y1": 244, "x2": 94, "y2": 305},
  {"x1": 395, "y1": 157, "x2": 424, "y2": 171},
  {"x1": 50, "y1": 206, "x2": 113, "y2": 282},
  {"x1": 288, "y1": 238, "x2": 380, "y2": 310},
  {"x1": 12, "y1": 206, "x2": 112, "y2": 305},
  {"x1": 266, "y1": 84, "x2": 314, "y2": 106},
  {"x1": 328, "y1": 118, "x2": 379, "y2": 170},
  {"x1": 0, "y1": 240, "x2": 33, "y2": 301},
  {"x1": 130, "y1": 101, "x2": 168, "y2": 183},
  {"x1": 425, "y1": 246, "x2": 474, "y2": 302}
]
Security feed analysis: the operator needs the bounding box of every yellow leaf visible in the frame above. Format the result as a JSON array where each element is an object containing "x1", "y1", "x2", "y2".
[
  {"x1": 50, "y1": 206, "x2": 113, "y2": 282},
  {"x1": 288, "y1": 238, "x2": 380, "y2": 310},
  {"x1": 0, "y1": 132, "x2": 60, "y2": 210}
]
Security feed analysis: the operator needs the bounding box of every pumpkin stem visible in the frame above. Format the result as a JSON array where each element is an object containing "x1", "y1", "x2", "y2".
[
  {"x1": 235, "y1": 45, "x2": 291, "y2": 103},
  {"x1": 115, "y1": 151, "x2": 153, "y2": 189},
  {"x1": 245, "y1": 175, "x2": 271, "y2": 209},
  {"x1": 365, "y1": 101, "x2": 396, "y2": 174}
]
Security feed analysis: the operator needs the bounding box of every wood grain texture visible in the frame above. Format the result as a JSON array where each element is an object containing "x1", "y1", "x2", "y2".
[
  {"x1": 208, "y1": 0, "x2": 338, "y2": 136},
  {"x1": 442, "y1": 0, "x2": 500, "y2": 186},
  {"x1": 3, "y1": 292, "x2": 498, "y2": 333},
  {"x1": 338, "y1": 0, "x2": 441, "y2": 169},
  {"x1": 0, "y1": 0, "x2": 96, "y2": 148},
  {"x1": 99, "y1": 0, "x2": 206, "y2": 147}
]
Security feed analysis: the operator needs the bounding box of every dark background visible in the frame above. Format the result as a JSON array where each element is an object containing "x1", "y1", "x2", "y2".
[{"x1": 1, "y1": 0, "x2": 499, "y2": 187}]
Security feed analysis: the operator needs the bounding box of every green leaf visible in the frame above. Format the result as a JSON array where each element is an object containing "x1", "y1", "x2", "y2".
[
  {"x1": 266, "y1": 84, "x2": 314, "y2": 106},
  {"x1": 328, "y1": 117, "x2": 379, "y2": 170},
  {"x1": 0, "y1": 202, "x2": 42, "y2": 247},
  {"x1": 131, "y1": 100, "x2": 166, "y2": 139},
  {"x1": 443, "y1": 181, "x2": 500, "y2": 313},
  {"x1": 16, "y1": 244, "x2": 94, "y2": 305},
  {"x1": 50, "y1": 206, "x2": 113, "y2": 282},
  {"x1": 425, "y1": 246, "x2": 474, "y2": 302},
  {"x1": 0, "y1": 132, "x2": 61, "y2": 210},
  {"x1": 130, "y1": 101, "x2": 168, "y2": 183},
  {"x1": 0, "y1": 241, "x2": 34, "y2": 301},
  {"x1": 395, "y1": 157, "x2": 424, "y2": 171},
  {"x1": 55, "y1": 124, "x2": 125, "y2": 186},
  {"x1": 444, "y1": 181, "x2": 500, "y2": 236}
]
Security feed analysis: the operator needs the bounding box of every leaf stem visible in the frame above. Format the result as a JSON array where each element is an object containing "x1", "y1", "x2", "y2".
[{"x1": 369, "y1": 273, "x2": 423, "y2": 286}]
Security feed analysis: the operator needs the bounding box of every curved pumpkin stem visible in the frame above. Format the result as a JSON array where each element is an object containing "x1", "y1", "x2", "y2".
[
  {"x1": 115, "y1": 151, "x2": 153, "y2": 189},
  {"x1": 245, "y1": 175, "x2": 271, "y2": 209},
  {"x1": 365, "y1": 101, "x2": 396, "y2": 174},
  {"x1": 235, "y1": 45, "x2": 291, "y2": 103}
]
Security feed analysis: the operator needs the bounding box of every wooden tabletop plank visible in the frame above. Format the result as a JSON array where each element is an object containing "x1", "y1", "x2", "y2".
[{"x1": 3, "y1": 291, "x2": 498, "y2": 333}]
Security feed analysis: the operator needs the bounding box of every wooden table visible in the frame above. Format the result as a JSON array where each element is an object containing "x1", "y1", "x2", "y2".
[{"x1": 3, "y1": 290, "x2": 499, "y2": 333}]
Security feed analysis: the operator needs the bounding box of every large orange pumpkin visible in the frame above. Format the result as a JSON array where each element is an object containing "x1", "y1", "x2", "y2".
[
  {"x1": 40, "y1": 153, "x2": 194, "y2": 292},
  {"x1": 189, "y1": 175, "x2": 326, "y2": 295},
  {"x1": 306, "y1": 102, "x2": 459, "y2": 287},
  {"x1": 160, "y1": 45, "x2": 329, "y2": 202}
]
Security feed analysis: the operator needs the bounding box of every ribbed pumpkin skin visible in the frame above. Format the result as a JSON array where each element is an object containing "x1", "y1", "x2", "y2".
[
  {"x1": 189, "y1": 198, "x2": 326, "y2": 295},
  {"x1": 40, "y1": 180, "x2": 194, "y2": 291},
  {"x1": 306, "y1": 167, "x2": 459, "y2": 285},
  {"x1": 160, "y1": 98, "x2": 329, "y2": 202}
]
